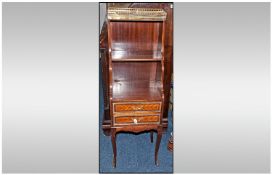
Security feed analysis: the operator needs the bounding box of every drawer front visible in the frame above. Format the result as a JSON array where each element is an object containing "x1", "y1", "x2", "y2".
[
  {"x1": 113, "y1": 102, "x2": 161, "y2": 113},
  {"x1": 114, "y1": 115, "x2": 160, "y2": 125}
]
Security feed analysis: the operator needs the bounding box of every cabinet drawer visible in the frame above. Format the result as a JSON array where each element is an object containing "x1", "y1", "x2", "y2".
[
  {"x1": 114, "y1": 115, "x2": 160, "y2": 125},
  {"x1": 113, "y1": 102, "x2": 161, "y2": 112}
]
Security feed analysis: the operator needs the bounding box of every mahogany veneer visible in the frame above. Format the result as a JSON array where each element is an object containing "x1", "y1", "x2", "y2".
[{"x1": 100, "y1": 3, "x2": 173, "y2": 168}]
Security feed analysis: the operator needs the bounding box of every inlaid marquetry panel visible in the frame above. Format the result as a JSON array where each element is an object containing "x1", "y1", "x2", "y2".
[
  {"x1": 113, "y1": 102, "x2": 161, "y2": 112},
  {"x1": 114, "y1": 115, "x2": 159, "y2": 125}
]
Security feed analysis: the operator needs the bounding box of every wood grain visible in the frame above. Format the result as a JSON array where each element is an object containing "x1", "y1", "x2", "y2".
[
  {"x1": 114, "y1": 115, "x2": 159, "y2": 125},
  {"x1": 100, "y1": 3, "x2": 173, "y2": 167},
  {"x1": 114, "y1": 102, "x2": 161, "y2": 112}
]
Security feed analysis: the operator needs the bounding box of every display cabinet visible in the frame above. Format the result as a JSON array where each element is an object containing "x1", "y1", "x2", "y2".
[{"x1": 100, "y1": 5, "x2": 172, "y2": 167}]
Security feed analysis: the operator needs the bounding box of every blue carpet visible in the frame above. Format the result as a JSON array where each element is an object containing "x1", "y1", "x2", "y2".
[{"x1": 99, "y1": 64, "x2": 173, "y2": 173}]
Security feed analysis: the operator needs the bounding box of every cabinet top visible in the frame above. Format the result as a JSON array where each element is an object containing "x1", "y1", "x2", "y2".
[{"x1": 107, "y1": 7, "x2": 167, "y2": 21}]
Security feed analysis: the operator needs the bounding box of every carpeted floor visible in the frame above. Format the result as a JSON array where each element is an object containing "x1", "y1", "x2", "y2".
[{"x1": 99, "y1": 65, "x2": 173, "y2": 173}]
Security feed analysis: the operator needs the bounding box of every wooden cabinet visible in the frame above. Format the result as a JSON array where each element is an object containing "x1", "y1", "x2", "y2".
[{"x1": 100, "y1": 3, "x2": 173, "y2": 168}]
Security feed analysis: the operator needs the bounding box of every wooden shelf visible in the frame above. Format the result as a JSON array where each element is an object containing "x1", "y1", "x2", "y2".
[
  {"x1": 111, "y1": 50, "x2": 162, "y2": 61},
  {"x1": 112, "y1": 61, "x2": 162, "y2": 101},
  {"x1": 112, "y1": 59, "x2": 161, "y2": 62},
  {"x1": 112, "y1": 80, "x2": 162, "y2": 101}
]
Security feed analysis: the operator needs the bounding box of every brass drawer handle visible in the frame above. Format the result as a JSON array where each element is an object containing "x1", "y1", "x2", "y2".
[
  {"x1": 132, "y1": 105, "x2": 143, "y2": 110},
  {"x1": 133, "y1": 118, "x2": 138, "y2": 124}
]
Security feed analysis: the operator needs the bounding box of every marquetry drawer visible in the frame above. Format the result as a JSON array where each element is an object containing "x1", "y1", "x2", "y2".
[
  {"x1": 114, "y1": 115, "x2": 160, "y2": 125},
  {"x1": 113, "y1": 102, "x2": 161, "y2": 113}
]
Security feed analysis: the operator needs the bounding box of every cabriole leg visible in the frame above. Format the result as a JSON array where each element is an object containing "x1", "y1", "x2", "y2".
[
  {"x1": 111, "y1": 129, "x2": 117, "y2": 168},
  {"x1": 155, "y1": 127, "x2": 162, "y2": 166},
  {"x1": 150, "y1": 131, "x2": 153, "y2": 143}
]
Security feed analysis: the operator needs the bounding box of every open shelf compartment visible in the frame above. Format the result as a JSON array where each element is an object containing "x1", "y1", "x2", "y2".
[
  {"x1": 109, "y1": 20, "x2": 163, "y2": 61},
  {"x1": 112, "y1": 62, "x2": 162, "y2": 101}
]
